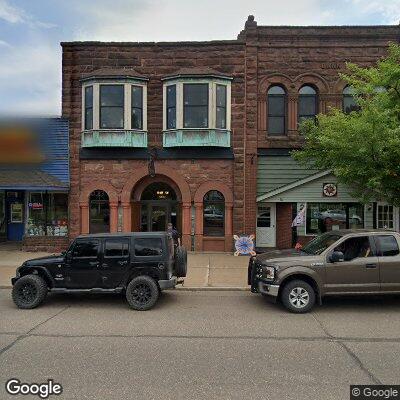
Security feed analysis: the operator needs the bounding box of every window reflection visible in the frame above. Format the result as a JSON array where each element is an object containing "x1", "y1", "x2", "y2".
[{"x1": 203, "y1": 190, "x2": 225, "y2": 237}]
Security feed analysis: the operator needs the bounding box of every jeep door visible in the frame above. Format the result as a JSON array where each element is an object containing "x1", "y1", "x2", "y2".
[
  {"x1": 374, "y1": 234, "x2": 400, "y2": 292},
  {"x1": 99, "y1": 237, "x2": 131, "y2": 288},
  {"x1": 65, "y1": 239, "x2": 101, "y2": 288},
  {"x1": 131, "y1": 236, "x2": 165, "y2": 277},
  {"x1": 325, "y1": 235, "x2": 380, "y2": 293}
]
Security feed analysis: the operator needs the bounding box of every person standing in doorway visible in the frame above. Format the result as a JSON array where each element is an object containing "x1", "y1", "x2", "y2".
[{"x1": 167, "y1": 222, "x2": 181, "y2": 247}]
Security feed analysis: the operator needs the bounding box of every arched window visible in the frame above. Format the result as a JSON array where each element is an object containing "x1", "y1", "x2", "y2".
[
  {"x1": 89, "y1": 190, "x2": 110, "y2": 233},
  {"x1": 203, "y1": 190, "x2": 225, "y2": 237},
  {"x1": 343, "y1": 86, "x2": 360, "y2": 114},
  {"x1": 298, "y1": 85, "x2": 318, "y2": 123},
  {"x1": 267, "y1": 85, "x2": 287, "y2": 135}
]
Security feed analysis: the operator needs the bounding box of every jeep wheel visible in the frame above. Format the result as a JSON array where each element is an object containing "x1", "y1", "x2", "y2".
[
  {"x1": 175, "y1": 246, "x2": 187, "y2": 278},
  {"x1": 12, "y1": 274, "x2": 48, "y2": 309},
  {"x1": 126, "y1": 276, "x2": 159, "y2": 311},
  {"x1": 281, "y1": 280, "x2": 315, "y2": 313}
]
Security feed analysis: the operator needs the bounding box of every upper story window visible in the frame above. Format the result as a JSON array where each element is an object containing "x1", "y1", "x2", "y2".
[
  {"x1": 343, "y1": 86, "x2": 360, "y2": 114},
  {"x1": 162, "y1": 73, "x2": 232, "y2": 131},
  {"x1": 267, "y1": 85, "x2": 287, "y2": 135},
  {"x1": 183, "y1": 83, "x2": 209, "y2": 128},
  {"x1": 81, "y1": 75, "x2": 148, "y2": 132},
  {"x1": 100, "y1": 85, "x2": 124, "y2": 129},
  {"x1": 298, "y1": 85, "x2": 318, "y2": 123}
]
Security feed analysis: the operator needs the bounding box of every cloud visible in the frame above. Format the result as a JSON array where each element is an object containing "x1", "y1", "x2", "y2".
[
  {"x1": 0, "y1": 39, "x2": 11, "y2": 48},
  {"x1": 0, "y1": 0, "x2": 56, "y2": 28},
  {"x1": 348, "y1": 0, "x2": 400, "y2": 24}
]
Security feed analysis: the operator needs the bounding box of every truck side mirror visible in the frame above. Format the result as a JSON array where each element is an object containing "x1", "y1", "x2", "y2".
[{"x1": 330, "y1": 251, "x2": 344, "y2": 263}]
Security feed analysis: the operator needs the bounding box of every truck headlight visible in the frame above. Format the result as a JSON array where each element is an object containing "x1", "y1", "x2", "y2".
[{"x1": 261, "y1": 266, "x2": 276, "y2": 281}]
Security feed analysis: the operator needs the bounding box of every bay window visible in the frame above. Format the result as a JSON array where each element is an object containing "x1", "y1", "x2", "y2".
[
  {"x1": 216, "y1": 84, "x2": 227, "y2": 129},
  {"x1": 183, "y1": 83, "x2": 209, "y2": 128},
  {"x1": 84, "y1": 86, "x2": 93, "y2": 130},
  {"x1": 131, "y1": 85, "x2": 143, "y2": 130},
  {"x1": 166, "y1": 85, "x2": 176, "y2": 129},
  {"x1": 100, "y1": 85, "x2": 124, "y2": 129}
]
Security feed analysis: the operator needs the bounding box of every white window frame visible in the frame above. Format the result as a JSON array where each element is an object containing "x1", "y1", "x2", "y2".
[
  {"x1": 82, "y1": 81, "x2": 147, "y2": 131},
  {"x1": 376, "y1": 202, "x2": 399, "y2": 231},
  {"x1": 162, "y1": 79, "x2": 231, "y2": 131}
]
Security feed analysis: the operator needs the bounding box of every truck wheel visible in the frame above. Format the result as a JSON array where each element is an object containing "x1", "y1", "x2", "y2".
[
  {"x1": 126, "y1": 276, "x2": 159, "y2": 311},
  {"x1": 175, "y1": 246, "x2": 187, "y2": 278},
  {"x1": 12, "y1": 274, "x2": 48, "y2": 309},
  {"x1": 281, "y1": 280, "x2": 315, "y2": 313}
]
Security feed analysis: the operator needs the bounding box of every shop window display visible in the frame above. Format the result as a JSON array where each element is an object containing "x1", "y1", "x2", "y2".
[
  {"x1": 27, "y1": 192, "x2": 68, "y2": 236},
  {"x1": 306, "y1": 203, "x2": 363, "y2": 235}
]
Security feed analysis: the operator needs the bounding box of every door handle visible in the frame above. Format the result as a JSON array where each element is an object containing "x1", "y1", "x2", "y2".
[
  {"x1": 118, "y1": 260, "x2": 128, "y2": 266},
  {"x1": 366, "y1": 263, "x2": 377, "y2": 269},
  {"x1": 102, "y1": 263, "x2": 109, "y2": 268},
  {"x1": 89, "y1": 261, "x2": 99, "y2": 266}
]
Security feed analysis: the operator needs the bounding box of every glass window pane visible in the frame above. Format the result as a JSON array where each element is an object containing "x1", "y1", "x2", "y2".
[
  {"x1": 203, "y1": 190, "x2": 225, "y2": 237},
  {"x1": 47, "y1": 193, "x2": 68, "y2": 236},
  {"x1": 100, "y1": 107, "x2": 124, "y2": 129},
  {"x1": 268, "y1": 116, "x2": 285, "y2": 135},
  {"x1": 90, "y1": 190, "x2": 109, "y2": 234},
  {"x1": 167, "y1": 85, "x2": 176, "y2": 107},
  {"x1": 85, "y1": 108, "x2": 93, "y2": 130},
  {"x1": 167, "y1": 107, "x2": 176, "y2": 129},
  {"x1": 131, "y1": 86, "x2": 143, "y2": 108},
  {"x1": 100, "y1": 85, "x2": 124, "y2": 106},
  {"x1": 298, "y1": 96, "x2": 316, "y2": 116},
  {"x1": 334, "y1": 236, "x2": 373, "y2": 261},
  {"x1": 343, "y1": 96, "x2": 359, "y2": 114},
  {"x1": 105, "y1": 239, "x2": 129, "y2": 257},
  {"x1": 376, "y1": 235, "x2": 399, "y2": 257},
  {"x1": 299, "y1": 85, "x2": 316, "y2": 95},
  {"x1": 216, "y1": 107, "x2": 226, "y2": 129},
  {"x1": 268, "y1": 96, "x2": 285, "y2": 116},
  {"x1": 268, "y1": 86, "x2": 285, "y2": 95},
  {"x1": 131, "y1": 108, "x2": 142, "y2": 130},
  {"x1": 0, "y1": 192, "x2": 5, "y2": 234},
  {"x1": 85, "y1": 86, "x2": 93, "y2": 107},
  {"x1": 73, "y1": 241, "x2": 99, "y2": 258},
  {"x1": 216, "y1": 85, "x2": 226, "y2": 107},
  {"x1": 134, "y1": 238, "x2": 163, "y2": 256},
  {"x1": 183, "y1": 84, "x2": 208, "y2": 106},
  {"x1": 184, "y1": 106, "x2": 208, "y2": 128},
  {"x1": 27, "y1": 192, "x2": 46, "y2": 236}
]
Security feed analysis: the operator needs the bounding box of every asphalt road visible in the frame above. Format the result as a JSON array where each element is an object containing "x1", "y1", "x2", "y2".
[{"x1": 1, "y1": 289, "x2": 400, "y2": 400}]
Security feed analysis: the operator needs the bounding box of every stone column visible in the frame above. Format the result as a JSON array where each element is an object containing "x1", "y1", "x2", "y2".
[
  {"x1": 182, "y1": 203, "x2": 191, "y2": 249},
  {"x1": 79, "y1": 203, "x2": 89, "y2": 234},
  {"x1": 109, "y1": 201, "x2": 118, "y2": 233},
  {"x1": 288, "y1": 94, "x2": 298, "y2": 134},
  {"x1": 194, "y1": 202, "x2": 203, "y2": 251},
  {"x1": 122, "y1": 202, "x2": 131, "y2": 233},
  {"x1": 224, "y1": 202, "x2": 233, "y2": 251}
]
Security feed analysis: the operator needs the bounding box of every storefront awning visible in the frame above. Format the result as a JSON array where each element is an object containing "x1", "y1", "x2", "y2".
[{"x1": 0, "y1": 170, "x2": 69, "y2": 191}]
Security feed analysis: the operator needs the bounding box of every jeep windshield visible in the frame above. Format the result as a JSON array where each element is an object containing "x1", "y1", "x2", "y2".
[{"x1": 301, "y1": 232, "x2": 342, "y2": 255}]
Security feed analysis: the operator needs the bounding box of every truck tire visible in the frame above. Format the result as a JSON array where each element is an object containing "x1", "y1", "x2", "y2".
[
  {"x1": 281, "y1": 280, "x2": 316, "y2": 313},
  {"x1": 12, "y1": 274, "x2": 48, "y2": 309},
  {"x1": 126, "y1": 276, "x2": 159, "y2": 311},
  {"x1": 175, "y1": 246, "x2": 187, "y2": 278}
]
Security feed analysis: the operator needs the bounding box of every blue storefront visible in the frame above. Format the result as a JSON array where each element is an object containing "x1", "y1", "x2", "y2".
[{"x1": 0, "y1": 118, "x2": 69, "y2": 247}]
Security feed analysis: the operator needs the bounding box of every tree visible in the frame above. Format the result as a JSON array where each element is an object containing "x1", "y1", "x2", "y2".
[{"x1": 293, "y1": 43, "x2": 400, "y2": 206}]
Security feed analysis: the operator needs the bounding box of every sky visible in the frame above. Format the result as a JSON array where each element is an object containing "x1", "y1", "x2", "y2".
[{"x1": 0, "y1": 0, "x2": 398, "y2": 116}]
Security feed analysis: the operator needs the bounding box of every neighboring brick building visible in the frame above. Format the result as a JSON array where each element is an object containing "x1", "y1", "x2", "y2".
[{"x1": 61, "y1": 16, "x2": 399, "y2": 252}]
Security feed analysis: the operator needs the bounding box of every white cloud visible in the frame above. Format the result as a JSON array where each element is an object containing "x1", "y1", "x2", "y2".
[
  {"x1": 348, "y1": 0, "x2": 400, "y2": 24},
  {"x1": 0, "y1": 39, "x2": 11, "y2": 47}
]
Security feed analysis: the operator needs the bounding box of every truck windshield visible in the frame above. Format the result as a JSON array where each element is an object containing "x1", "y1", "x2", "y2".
[{"x1": 302, "y1": 233, "x2": 342, "y2": 255}]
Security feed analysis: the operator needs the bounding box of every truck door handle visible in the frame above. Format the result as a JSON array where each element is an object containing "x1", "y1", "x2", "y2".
[
  {"x1": 102, "y1": 263, "x2": 109, "y2": 268},
  {"x1": 118, "y1": 260, "x2": 128, "y2": 266},
  {"x1": 366, "y1": 263, "x2": 377, "y2": 269},
  {"x1": 89, "y1": 261, "x2": 99, "y2": 266}
]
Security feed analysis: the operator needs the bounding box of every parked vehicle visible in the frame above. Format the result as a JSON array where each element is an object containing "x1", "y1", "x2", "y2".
[
  {"x1": 248, "y1": 230, "x2": 400, "y2": 313},
  {"x1": 11, "y1": 232, "x2": 187, "y2": 311}
]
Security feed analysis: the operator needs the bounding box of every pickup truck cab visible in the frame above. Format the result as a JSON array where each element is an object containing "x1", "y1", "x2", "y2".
[
  {"x1": 249, "y1": 229, "x2": 400, "y2": 313},
  {"x1": 12, "y1": 232, "x2": 187, "y2": 311}
]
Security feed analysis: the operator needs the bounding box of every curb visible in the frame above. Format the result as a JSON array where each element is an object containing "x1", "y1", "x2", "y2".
[{"x1": 0, "y1": 285, "x2": 249, "y2": 291}]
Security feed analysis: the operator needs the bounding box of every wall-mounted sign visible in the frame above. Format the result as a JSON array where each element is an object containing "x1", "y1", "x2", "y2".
[
  {"x1": 233, "y1": 234, "x2": 256, "y2": 256},
  {"x1": 323, "y1": 183, "x2": 337, "y2": 197},
  {"x1": 29, "y1": 202, "x2": 43, "y2": 210}
]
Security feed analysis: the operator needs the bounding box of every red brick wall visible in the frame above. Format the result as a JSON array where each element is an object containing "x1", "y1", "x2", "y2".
[
  {"x1": 275, "y1": 203, "x2": 293, "y2": 249},
  {"x1": 22, "y1": 236, "x2": 70, "y2": 253}
]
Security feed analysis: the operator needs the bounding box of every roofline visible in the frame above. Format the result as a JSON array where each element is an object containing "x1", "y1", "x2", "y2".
[
  {"x1": 61, "y1": 40, "x2": 244, "y2": 47},
  {"x1": 256, "y1": 24, "x2": 398, "y2": 29},
  {"x1": 256, "y1": 169, "x2": 332, "y2": 202}
]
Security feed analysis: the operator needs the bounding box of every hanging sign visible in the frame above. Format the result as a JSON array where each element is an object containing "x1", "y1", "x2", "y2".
[
  {"x1": 233, "y1": 234, "x2": 256, "y2": 256},
  {"x1": 292, "y1": 204, "x2": 306, "y2": 227}
]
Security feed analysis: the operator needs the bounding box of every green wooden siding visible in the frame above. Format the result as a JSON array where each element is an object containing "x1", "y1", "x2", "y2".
[{"x1": 257, "y1": 156, "x2": 319, "y2": 196}]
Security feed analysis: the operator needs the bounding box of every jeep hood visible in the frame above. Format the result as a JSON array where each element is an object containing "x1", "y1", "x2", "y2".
[{"x1": 23, "y1": 254, "x2": 64, "y2": 266}]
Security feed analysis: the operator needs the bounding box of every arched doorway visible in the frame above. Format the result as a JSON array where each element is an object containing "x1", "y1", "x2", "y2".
[
  {"x1": 131, "y1": 178, "x2": 182, "y2": 233},
  {"x1": 89, "y1": 190, "x2": 110, "y2": 233}
]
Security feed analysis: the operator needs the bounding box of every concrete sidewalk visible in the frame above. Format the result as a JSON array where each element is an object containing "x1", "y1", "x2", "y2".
[{"x1": 0, "y1": 245, "x2": 249, "y2": 289}]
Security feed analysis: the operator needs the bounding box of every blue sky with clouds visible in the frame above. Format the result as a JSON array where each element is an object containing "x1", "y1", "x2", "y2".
[{"x1": 0, "y1": 0, "x2": 399, "y2": 115}]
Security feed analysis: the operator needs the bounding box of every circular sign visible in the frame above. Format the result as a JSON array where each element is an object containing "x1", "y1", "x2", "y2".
[{"x1": 323, "y1": 183, "x2": 337, "y2": 197}]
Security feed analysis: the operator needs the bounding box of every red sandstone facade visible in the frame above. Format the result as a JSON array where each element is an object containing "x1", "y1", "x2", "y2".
[{"x1": 61, "y1": 16, "x2": 399, "y2": 252}]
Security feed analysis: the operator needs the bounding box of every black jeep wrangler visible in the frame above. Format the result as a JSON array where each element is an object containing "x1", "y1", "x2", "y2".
[{"x1": 11, "y1": 232, "x2": 187, "y2": 311}]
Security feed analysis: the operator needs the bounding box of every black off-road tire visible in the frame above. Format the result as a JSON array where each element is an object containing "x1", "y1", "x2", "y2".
[
  {"x1": 175, "y1": 246, "x2": 187, "y2": 278},
  {"x1": 126, "y1": 276, "x2": 159, "y2": 311},
  {"x1": 12, "y1": 274, "x2": 48, "y2": 309},
  {"x1": 281, "y1": 280, "x2": 316, "y2": 313}
]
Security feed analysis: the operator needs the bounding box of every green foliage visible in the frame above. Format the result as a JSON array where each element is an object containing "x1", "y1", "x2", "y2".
[{"x1": 293, "y1": 43, "x2": 400, "y2": 206}]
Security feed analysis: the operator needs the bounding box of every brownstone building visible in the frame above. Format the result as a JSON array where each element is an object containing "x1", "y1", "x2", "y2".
[{"x1": 61, "y1": 16, "x2": 399, "y2": 252}]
